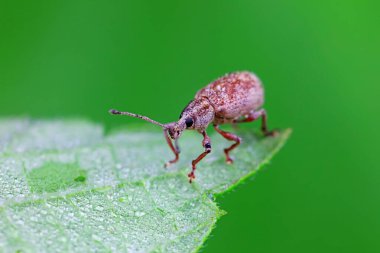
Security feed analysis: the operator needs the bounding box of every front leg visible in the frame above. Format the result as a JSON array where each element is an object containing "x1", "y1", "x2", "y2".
[
  {"x1": 163, "y1": 129, "x2": 180, "y2": 167},
  {"x1": 188, "y1": 130, "x2": 212, "y2": 183}
]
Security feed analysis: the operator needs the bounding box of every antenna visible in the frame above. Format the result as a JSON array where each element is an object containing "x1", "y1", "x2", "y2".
[{"x1": 109, "y1": 109, "x2": 165, "y2": 128}]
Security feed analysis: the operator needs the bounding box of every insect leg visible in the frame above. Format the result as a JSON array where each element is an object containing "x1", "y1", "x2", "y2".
[
  {"x1": 234, "y1": 109, "x2": 276, "y2": 136},
  {"x1": 188, "y1": 131, "x2": 211, "y2": 183},
  {"x1": 163, "y1": 129, "x2": 180, "y2": 167},
  {"x1": 213, "y1": 124, "x2": 241, "y2": 164}
]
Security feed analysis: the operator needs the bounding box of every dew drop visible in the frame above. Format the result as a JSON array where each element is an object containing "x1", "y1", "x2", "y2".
[{"x1": 134, "y1": 211, "x2": 145, "y2": 217}]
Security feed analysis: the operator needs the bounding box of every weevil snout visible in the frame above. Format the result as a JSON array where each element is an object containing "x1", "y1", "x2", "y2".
[{"x1": 167, "y1": 123, "x2": 185, "y2": 140}]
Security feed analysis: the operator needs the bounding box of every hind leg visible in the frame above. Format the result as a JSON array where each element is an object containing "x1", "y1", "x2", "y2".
[
  {"x1": 234, "y1": 109, "x2": 276, "y2": 136},
  {"x1": 213, "y1": 124, "x2": 241, "y2": 164}
]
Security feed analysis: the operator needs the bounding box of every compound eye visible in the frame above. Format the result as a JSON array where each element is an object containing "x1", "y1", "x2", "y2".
[{"x1": 185, "y1": 118, "x2": 194, "y2": 128}]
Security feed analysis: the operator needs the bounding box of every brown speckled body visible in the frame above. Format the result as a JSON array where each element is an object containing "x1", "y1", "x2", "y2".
[
  {"x1": 196, "y1": 71, "x2": 263, "y2": 125},
  {"x1": 109, "y1": 71, "x2": 275, "y2": 183}
]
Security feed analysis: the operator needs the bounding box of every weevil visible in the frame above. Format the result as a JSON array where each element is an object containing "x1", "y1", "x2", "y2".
[{"x1": 109, "y1": 71, "x2": 276, "y2": 183}]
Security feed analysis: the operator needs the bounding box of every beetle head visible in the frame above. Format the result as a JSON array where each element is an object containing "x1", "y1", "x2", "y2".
[
  {"x1": 165, "y1": 97, "x2": 215, "y2": 140},
  {"x1": 109, "y1": 96, "x2": 214, "y2": 141}
]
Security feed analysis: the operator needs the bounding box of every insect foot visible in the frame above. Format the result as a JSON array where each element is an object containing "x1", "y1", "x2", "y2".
[
  {"x1": 188, "y1": 147, "x2": 211, "y2": 183},
  {"x1": 223, "y1": 144, "x2": 239, "y2": 164},
  {"x1": 224, "y1": 151, "x2": 234, "y2": 164},
  {"x1": 188, "y1": 171, "x2": 195, "y2": 183},
  {"x1": 263, "y1": 130, "x2": 279, "y2": 137},
  {"x1": 188, "y1": 159, "x2": 201, "y2": 184},
  {"x1": 164, "y1": 161, "x2": 172, "y2": 168}
]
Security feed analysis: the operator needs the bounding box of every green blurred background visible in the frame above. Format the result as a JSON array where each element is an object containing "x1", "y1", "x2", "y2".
[{"x1": 1, "y1": 0, "x2": 379, "y2": 252}]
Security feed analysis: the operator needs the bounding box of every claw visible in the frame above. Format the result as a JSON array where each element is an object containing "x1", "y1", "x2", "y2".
[
  {"x1": 264, "y1": 130, "x2": 279, "y2": 137},
  {"x1": 188, "y1": 171, "x2": 195, "y2": 183}
]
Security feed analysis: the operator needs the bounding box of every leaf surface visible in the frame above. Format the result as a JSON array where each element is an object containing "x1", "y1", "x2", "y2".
[{"x1": 0, "y1": 119, "x2": 290, "y2": 252}]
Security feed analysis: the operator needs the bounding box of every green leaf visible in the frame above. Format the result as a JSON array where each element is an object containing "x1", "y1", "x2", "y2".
[{"x1": 0, "y1": 119, "x2": 290, "y2": 253}]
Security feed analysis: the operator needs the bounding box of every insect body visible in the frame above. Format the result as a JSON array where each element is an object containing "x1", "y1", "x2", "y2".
[{"x1": 109, "y1": 71, "x2": 275, "y2": 183}]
